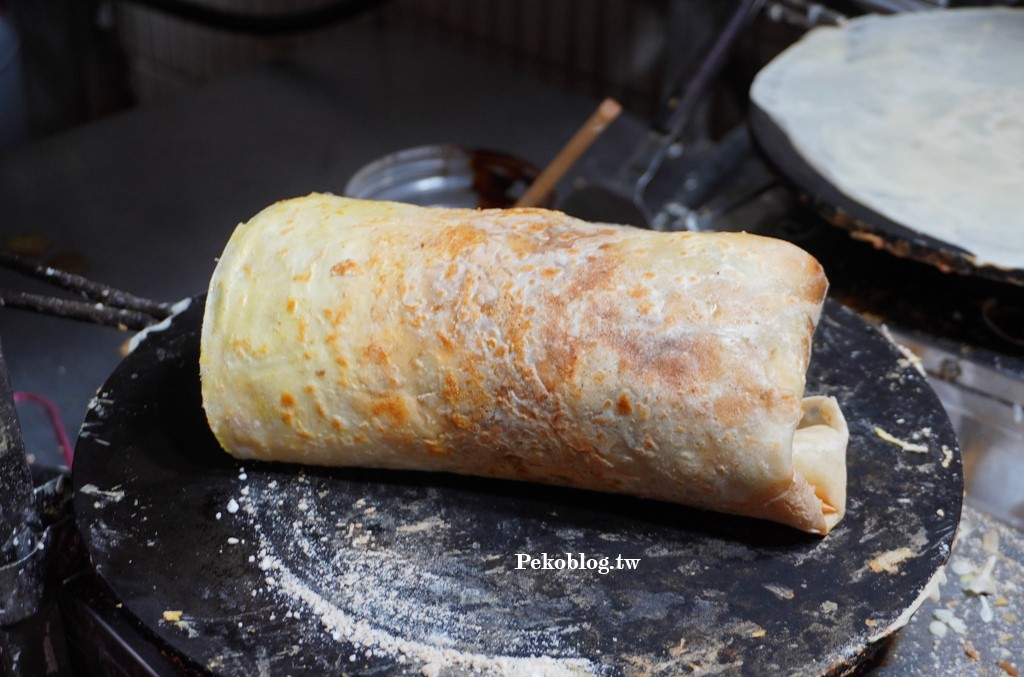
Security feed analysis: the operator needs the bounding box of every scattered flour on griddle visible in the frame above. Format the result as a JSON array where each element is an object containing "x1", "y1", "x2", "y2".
[{"x1": 231, "y1": 470, "x2": 599, "y2": 676}]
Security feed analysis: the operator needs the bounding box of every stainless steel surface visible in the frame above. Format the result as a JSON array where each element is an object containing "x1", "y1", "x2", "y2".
[
  {"x1": 872, "y1": 505, "x2": 1024, "y2": 676},
  {"x1": 892, "y1": 330, "x2": 1024, "y2": 532},
  {"x1": 765, "y1": 0, "x2": 845, "y2": 28}
]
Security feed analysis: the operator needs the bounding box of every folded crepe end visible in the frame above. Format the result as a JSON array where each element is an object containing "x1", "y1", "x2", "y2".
[{"x1": 763, "y1": 396, "x2": 849, "y2": 535}]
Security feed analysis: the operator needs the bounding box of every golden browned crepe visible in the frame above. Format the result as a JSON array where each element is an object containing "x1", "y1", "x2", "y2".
[{"x1": 200, "y1": 194, "x2": 848, "y2": 534}]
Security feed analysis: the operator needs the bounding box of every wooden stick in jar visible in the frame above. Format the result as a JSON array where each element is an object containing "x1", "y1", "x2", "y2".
[{"x1": 515, "y1": 98, "x2": 622, "y2": 208}]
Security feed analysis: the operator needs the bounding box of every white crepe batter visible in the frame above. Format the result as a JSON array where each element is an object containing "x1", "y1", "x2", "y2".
[{"x1": 751, "y1": 8, "x2": 1024, "y2": 271}]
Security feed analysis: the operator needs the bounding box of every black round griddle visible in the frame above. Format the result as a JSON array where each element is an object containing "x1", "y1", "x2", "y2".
[
  {"x1": 749, "y1": 103, "x2": 1024, "y2": 287},
  {"x1": 73, "y1": 296, "x2": 963, "y2": 676}
]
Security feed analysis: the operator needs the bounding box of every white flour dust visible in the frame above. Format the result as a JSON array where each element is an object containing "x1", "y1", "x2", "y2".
[{"x1": 231, "y1": 472, "x2": 598, "y2": 676}]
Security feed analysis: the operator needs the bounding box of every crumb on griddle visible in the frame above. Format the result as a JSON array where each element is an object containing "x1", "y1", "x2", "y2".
[
  {"x1": 868, "y1": 547, "x2": 916, "y2": 574},
  {"x1": 874, "y1": 426, "x2": 929, "y2": 454}
]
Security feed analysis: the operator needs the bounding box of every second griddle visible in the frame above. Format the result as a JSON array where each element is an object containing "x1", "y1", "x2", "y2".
[{"x1": 749, "y1": 103, "x2": 1024, "y2": 287}]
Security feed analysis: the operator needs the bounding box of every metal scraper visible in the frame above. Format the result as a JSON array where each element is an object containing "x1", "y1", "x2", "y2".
[{"x1": 561, "y1": 0, "x2": 766, "y2": 228}]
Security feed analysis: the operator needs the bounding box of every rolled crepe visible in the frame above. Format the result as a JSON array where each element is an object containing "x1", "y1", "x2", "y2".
[{"x1": 200, "y1": 194, "x2": 848, "y2": 534}]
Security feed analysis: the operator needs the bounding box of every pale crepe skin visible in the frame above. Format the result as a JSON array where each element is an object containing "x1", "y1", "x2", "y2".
[
  {"x1": 200, "y1": 194, "x2": 848, "y2": 535},
  {"x1": 750, "y1": 8, "x2": 1024, "y2": 271}
]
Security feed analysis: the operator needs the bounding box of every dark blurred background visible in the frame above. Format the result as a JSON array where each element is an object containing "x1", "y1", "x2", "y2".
[{"x1": 0, "y1": 0, "x2": 811, "y2": 154}]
